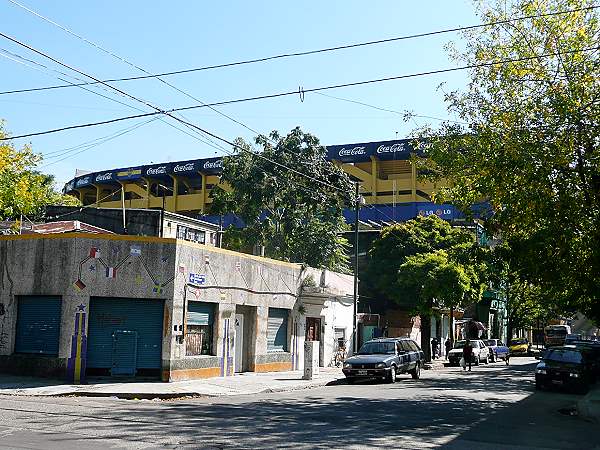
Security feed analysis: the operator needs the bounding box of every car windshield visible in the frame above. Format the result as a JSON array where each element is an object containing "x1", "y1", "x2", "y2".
[
  {"x1": 453, "y1": 341, "x2": 470, "y2": 349},
  {"x1": 544, "y1": 349, "x2": 583, "y2": 364},
  {"x1": 357, "y1": 341, "x2": 396, "y2": 355},
  {"x1": 485, "y1": 340, "x2": 497, "y2": 346},
  {"x1": 510, "y1": 339, "x2": 527, "y2": 345}
]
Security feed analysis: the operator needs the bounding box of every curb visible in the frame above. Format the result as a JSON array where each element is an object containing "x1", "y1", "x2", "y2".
[
  {"x1": 4, "y1": 376, "x2": 340, "y2": 401},
  {"x1": 576, "y1": 387, "x2": 600, "y2": 424}
]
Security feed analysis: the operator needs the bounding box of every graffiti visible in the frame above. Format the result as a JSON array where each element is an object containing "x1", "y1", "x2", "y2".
[
  {"x1": 96, "y1": 313, "x2": 127, "y2": 327},
  {"x1": 0, "y1": 246, "x2": 15, "y2": 352},
  {"x1": 67, "y1": 304, "x2": 87, "y2": 384},
  {"x1": 72, "y1": 245, "x2": 178, "y2": 295}
]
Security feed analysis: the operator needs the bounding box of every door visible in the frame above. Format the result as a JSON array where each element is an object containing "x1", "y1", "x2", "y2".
[
  {"x1": 111, "y1": 330, "x2": 137, "y2": 376},
  {"x1": 305, "y1": 317, "x2": 321, "y2": 342},
  {"x1": 15, "y1": 296, "x2": 62, "y2": 355},
  {"x1": 234, "y1": 314, "x2": 244, "y2": 373},
  {"x1": 87, "y1": 297, "x2": 163, "y2": 376}
]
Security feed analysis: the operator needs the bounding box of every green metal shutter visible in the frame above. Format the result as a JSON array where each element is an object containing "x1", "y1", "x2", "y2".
[
  {"x1": 15, "y1": 296, "x2": 62, "y2": 355},
  {"x1": 187, "y1": 301, "x2": 215, "y2": 326},
  {"x1": 87, "y1": 297, "x2": 164, "y2": 370},
  {"x1": 267, "y1": 308, "x2": 289, "y2": 352}
]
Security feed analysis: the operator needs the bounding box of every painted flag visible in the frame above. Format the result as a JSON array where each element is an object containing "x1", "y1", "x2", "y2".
[
  {"x1": 178, "y1": 265, "x2": 185, "y2": 274},
  {"x1": 153, "y1": 283, "x2": 163, "y2": 294},
  {"x1": 235, "y1": 261, "x2": 241, "y2": 270},
  {"x1": 105, "y1": 267, "x2": 116, "y2": 278},
  {"x1": 130, "y1": 245, "x2": 141, "y2": 256},
  {"x1": 89, "y1": 247, "x2": 100, "y2": 258},
  {"x1": 73, "y1": 279, "x2": 86, "y2": 291}
]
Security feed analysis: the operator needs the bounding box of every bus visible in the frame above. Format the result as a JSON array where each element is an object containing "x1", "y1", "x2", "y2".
[{"x1": 544, "y1": 324, "x2": 572, "y2": 348}]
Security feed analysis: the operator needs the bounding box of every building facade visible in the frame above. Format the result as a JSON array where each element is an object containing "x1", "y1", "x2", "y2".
[{"x1": 0, "y1": 233, "x2": 353, "y2": 382}]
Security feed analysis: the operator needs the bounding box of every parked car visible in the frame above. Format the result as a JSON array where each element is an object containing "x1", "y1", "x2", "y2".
[
  {"x1": 342, "y1": 337, "x2": 424, "y2": 383},
  {"x1": 535, "y1": 347, "x2": 593, "y2": 393},
  {"x1": 564, "y1": 334, "x2": 583, "y2": 345},
  {"x1": 447, "y1": 339, "x2": 490, "y2": 366},
  {"x1": 484, "y1": 339, "x2": 510, "y2": 364},
  {"x1": 566, "y1": 340, "x2": 600, "y2": 381},
  {"x1": 509, "y1": 338, "x2": 532, "y2": 356}
]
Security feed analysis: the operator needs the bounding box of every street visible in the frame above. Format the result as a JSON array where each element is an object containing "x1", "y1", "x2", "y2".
[{"x1": 0, "y1": 358, "x2": 597, "y2": 449}]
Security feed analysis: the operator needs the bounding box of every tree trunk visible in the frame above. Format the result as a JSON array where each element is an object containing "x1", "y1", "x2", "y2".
[
  {"x1": 421, "y1": 314, "x2": 432, "y2": 362},
  {"x1": 449, "y1": 305, "x2": 455, "y2": 345}
]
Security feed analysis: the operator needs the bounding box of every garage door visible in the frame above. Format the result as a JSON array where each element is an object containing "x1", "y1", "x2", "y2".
[
  {"x1": 87, "y1": 297, "x2": 164, "y2": 374},
  {"x1": 15, "y1": 296, "x2": 62, "y2": 355}
]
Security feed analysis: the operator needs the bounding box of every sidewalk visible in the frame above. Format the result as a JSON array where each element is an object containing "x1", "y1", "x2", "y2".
[
  {"x1": 0, "y1": 368, "x2": 343, "y2": 400},
  {"x1": 577, "y1": 384, "x2": 600, "y2": 424}
]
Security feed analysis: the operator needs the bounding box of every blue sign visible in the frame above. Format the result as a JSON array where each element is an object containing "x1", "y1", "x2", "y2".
[
  {"x1": 188, "y1": 273, "x2": 206, "y2": 285},
  {"x1": 326, "y1": 138, "x2": 421, "y2": 163}
]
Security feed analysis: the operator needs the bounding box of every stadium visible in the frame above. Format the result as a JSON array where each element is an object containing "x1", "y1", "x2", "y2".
[{"x1": 63, "y1": 137, "x2": 462, "y2": 227}]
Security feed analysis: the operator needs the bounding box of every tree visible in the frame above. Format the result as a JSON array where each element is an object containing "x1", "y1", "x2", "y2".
[
  {"x1": 398, "y1": 249, "x2": 485, "y2": 360},
  {"x1": 0, "y1": 123, "x2": 79, "y2": 222},
  {"x1": 211, "y1": 127, "x2": 353, "y2": 271},
  {"x1": 363, "y1": 215, "x2": 486, "y2": 359},
  {"x1": 415, "y1": 0, "x2": 600, "y2": 321}
]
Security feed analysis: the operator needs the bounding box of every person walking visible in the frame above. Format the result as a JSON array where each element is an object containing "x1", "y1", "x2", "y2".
[
  {"x1": 445, "y1": 338, "x2": 452, "y2": 360},
  {"x1": 462, "y1": 339, "x2": 473, "y2": 371},
  {"x1": 431, "y1": 338, "x2": 439, "y2": 360}
]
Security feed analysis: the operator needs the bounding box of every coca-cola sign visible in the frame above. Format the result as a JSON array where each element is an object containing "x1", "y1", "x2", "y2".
[
  {"x1": 203, "y1": 159, "x2": 223, "y2": 170},
  {"x1": 173, "y1": 162, "x2": 195, "y2": 173},
  {"x1": 338, "y1": 146, "x2": 366, "y2": 157},
  {"x1": 95, "y1": 172, "x2": 113, "y2": 182},
  {"x1": 376, "y1": 143, "x2": 406, "y2": 154},
  {"x1": 146, "y1": 166, "x2": 167, "y2": 175},
  {"x1": 75, "y1": 176, "x2": 91, "y2": 187}
]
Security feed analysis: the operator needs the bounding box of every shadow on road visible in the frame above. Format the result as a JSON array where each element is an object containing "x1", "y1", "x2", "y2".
[{"x1": 13, "y1": 362, "x2": 598, "y2": 449}]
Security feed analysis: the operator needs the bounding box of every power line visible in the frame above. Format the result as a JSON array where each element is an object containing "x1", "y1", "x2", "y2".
[
  {"x1": 5, "y1": 0, "x2": 271, "y2": 141},
  {"x1": 313, "y1": 91, "x2": 469, "y2": 124},
  {"x1": 2, "y1": 4, "x2": 598, "y2": 96},
  {"x1": 2, "y1": 44, "x2": 597, "y2": 142}
]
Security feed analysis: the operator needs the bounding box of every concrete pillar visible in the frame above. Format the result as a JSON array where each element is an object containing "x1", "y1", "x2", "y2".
[
  {"x1": 370, "y1": 156, "x2": 378, "y2": 197},
  {"x1": 411, "y1": 160, "x2": 417, "y2": 201},
  {"x1": 200, "y1": 173, "x2": 206, "y2": 213},
  {"x1": 170, "y1": 176, "x2": 179, "y2": 212}
]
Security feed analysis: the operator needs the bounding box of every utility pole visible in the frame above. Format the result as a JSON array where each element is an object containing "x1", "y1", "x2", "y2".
[{"x1": 353, "y1": 181, "x2": 361, "y2": 353}]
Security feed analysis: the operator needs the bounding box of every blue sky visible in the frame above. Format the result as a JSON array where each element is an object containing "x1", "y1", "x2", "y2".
[{"x1": 1, "y1": 1, "x2": 479, "y2": 186}]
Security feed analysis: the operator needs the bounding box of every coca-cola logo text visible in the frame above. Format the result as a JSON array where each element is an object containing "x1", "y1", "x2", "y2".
[
  {"x1": 95, "y1": 173, "x2": 113, "y2": 182},
  {"x1": 146, "y1": 166, "x2": 167, "y2": 175},
  {"x1": 376, "y1": 143, "x2": 406, "y2": 154},
  {"x1": 338, "y1": 146, "x2": 366, "y2": 157},
  {"x1": 173, "y1": 163, "x2": 195, "y2": 173},
  {"x1": 203, "y1": 160, "x2": 223, "y2": 170},
  {"x1": 76, "y1": 176, "x2": 91, "y2": 186}
]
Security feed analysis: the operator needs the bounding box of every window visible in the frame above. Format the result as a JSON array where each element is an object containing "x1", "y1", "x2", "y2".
[
  {"x1": 186, "y1": 301, "x2": 215, "y2": 356},
  {"x1": 267, "y1": 308, "x2": 289, "y2": 352},
  {"x1": 177, "y1": 225, "x2": 206, "y2": 244},
  {"x1": 400, "y1": 340, "x2": 412, "y2": 352},
  {"x1": 334, "y1": 328, "x2": 346, "y2": 350},
  {"x1": 407, "y1": 340, "x2": 421, "y2": 352}
]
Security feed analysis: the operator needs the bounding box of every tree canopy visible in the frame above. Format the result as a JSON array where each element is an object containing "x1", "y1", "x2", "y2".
[
  {"x1": 415, "y1": 0, "x2": 600, "y2": 320},
  {"x1": 0, "y1": 122, "x2": 79, "y2": 222},
  {"x1": 363, "y1": 215, "x2": 479, "y2": 310},
  {"x1": 211, "y1": 127, "x2": 353, "y2": 271}
]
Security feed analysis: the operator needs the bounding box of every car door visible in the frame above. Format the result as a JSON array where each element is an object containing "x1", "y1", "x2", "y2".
[{"x1": 396, "y1": 340, "x2": 410, "y2": 370}]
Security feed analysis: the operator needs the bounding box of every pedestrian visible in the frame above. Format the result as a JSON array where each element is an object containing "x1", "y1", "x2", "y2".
[
  {"x1": 462, "y1": 339, "x2": 473, "y2": 371},
  {"x1": 445, "y1": 339, "x2": 452, "y2": 360},
  {"x1": 431, "y1": 338, "x2": 439, "y2": 360}
]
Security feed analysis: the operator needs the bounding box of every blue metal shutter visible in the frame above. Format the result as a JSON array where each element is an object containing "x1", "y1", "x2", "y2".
[
  {"x1": 87, "y1": 297, "x2": 164, "y2": 370},
  {"x1": 15, "y1": 296, "x2": 62, "y2": 355},
  {"x1": 187, "y1": 301, "x2": 214, "y2": 326},
  {"x1": 267, "y1": 308, "x2": 289, "y2": 352}
]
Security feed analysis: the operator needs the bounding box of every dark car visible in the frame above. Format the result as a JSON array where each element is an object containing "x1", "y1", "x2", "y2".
[
  {"x1": 484, "y1": 339, "x2": 510, "y2": 364},
  {"x1": 566, "y1": 340, "x2": 600, "y2": 381},
  {"x1": 535, "y1": 347, "x2": 593, "y2": 393},
  {"x1": 343, "y1": 338, "x2": 424, "y2": 383}
]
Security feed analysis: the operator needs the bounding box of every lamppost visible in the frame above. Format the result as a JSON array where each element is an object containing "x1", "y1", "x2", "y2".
[{"x1": 353, "y1": 181, "x2": 365, "y2": 353}]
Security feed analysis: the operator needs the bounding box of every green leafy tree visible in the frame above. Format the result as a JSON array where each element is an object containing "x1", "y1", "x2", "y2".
[
  {"x1": 398, "y1": 249, "x2": 485, "y2": 360},
  {"x1": 211, "y1": 127, "x2": 353, "y2": 271},
  {"x1": 0, "y1": 123, "x2": 79, "y2": 222},
  {"x1": 363, "y1": 215, "x2": 486, "y2": 359},
  {"x1": 415, "y1": 0, "x2": 600, "y2": 320}
]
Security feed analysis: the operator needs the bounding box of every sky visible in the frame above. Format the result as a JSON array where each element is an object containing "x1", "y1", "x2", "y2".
[{"x1": 1, "y1": 1, "x2": 480, "y2": 187}]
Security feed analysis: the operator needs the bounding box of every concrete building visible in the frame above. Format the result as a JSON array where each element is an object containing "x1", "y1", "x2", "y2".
[{"x1": 0, "y1": 233, "x2": 353, "y2": 382}]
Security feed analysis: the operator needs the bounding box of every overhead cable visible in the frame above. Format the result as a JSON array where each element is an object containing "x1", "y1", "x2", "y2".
[{"x1": 2, "y1": 4, "x2": 598, "y2": 95}]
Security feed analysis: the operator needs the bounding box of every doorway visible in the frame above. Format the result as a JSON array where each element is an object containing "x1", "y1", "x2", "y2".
[{"x1": 234, "y1": 313, "x2": 244, "y2": 373}]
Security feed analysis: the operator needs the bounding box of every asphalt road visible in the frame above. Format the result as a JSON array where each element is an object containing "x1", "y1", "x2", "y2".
[{"x1": 0, "y1": 358, "x2": 597, "y2": 449}]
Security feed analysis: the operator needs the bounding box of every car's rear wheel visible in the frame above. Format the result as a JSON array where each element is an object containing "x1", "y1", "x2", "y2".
[
  {"x1": 346, "y1": 377, "x2": 355, "y2": 384},
  {"x1": 535, "y1": 380, "x2": 544, "y2": 390},
  {"x1": 475, "y1": 356, "x2": 480, "y2": 366},
  {"x1": 505, "y1": 356, "x2": 510, "y2": 365},
  {"x1": 410, "y1": 362, "x2": 421, "y2": 379},
  {"x1": 490, "y1": 353, "x2": 495, "y2": 363},
  {"x1": 387, "y1": 365, "x2": 397, "y2": 383}
]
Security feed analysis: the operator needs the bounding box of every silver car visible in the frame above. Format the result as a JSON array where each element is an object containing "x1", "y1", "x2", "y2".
[{"x1": 342, "y1": 338, "x2": 424, "y2": 383}]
